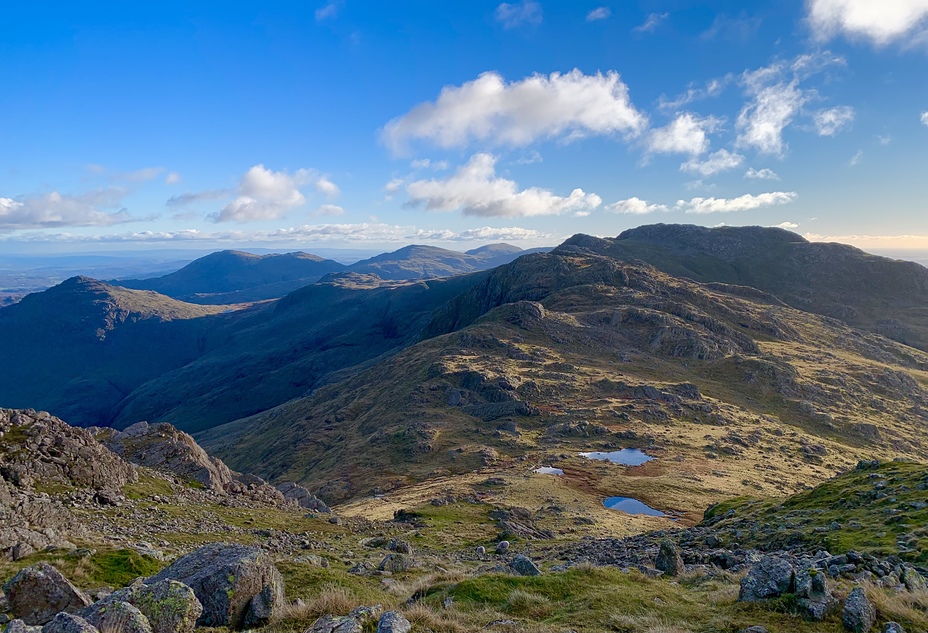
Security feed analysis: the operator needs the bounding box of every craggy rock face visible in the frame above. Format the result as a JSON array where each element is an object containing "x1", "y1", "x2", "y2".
[
  {"x1": 2, "y1": 563, "x2": 92, "y2": 626},
  {"x1": 0, "y1": 409, "x2": 137, "y2": 490},
  {"x1": 146, "y1": 542, "x2": 285, "y2": 629},
  {"x1": 98, "y1": 421, "x2": 233, "y2": 492}
]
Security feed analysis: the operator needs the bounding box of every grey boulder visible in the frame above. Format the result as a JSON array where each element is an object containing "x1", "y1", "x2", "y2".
[
  {"x1": 738, "y1": 556, "x2": 794, "y2": 602},
  {"x1": 510, "y1": 554, "x2": 542, "y2": 577},
  {"x1": 40, "y1": 613, "x2": 98, "y2": 633},
  {"x1": 80, "y1": 601, "x2": 151, "y2": 633},
  {"x1": 82, "y1": 579, "x2": 201, "y2": 633},
  {"x1": 842, "y1": 587, "x2": 876, "y2": 633},
  {"x1": 377, "y1": 611, "x2": 411, "y2": 633},
  {"x1": 146, "y1": 542, "x2": 284, "y2": 629},
  {"x1": 2, "y1": 563, "x2": 92, "y2": 625},
  {"x1": 654, "y1": 539, "x2": 685, "y2": 577}
]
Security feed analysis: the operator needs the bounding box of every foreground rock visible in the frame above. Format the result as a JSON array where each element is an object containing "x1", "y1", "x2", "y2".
[
  {"x1": 80, "y1": 601, "x2": 151, "y2": 633},
  {"x1": 843, "y1": 587, "x2": 876, "y2": 633},
  {"x1": 738, "y1": 556, "x2": 794, "y2": 602},
  {"x1": 147, "y1": 542, "x2": 284, "y2": 629},
  {"x1": 377, "y1": 611, "x2": 411, "y2": 633},
  {"x1": 40, "y1": 613, "x2": 99, "y2": 633},
  {"x1": 307, "y1": 606, "x2": 382, "y2": 633},
  {"x1": 2, "y1": 563, "x2": 92, "y2": 625},
  {"x1": 81, "y1": 579, "x2": 202, "y2": 633},
  {"x1": 654, "y1": 539, "x2": 684, "y2": 576}
]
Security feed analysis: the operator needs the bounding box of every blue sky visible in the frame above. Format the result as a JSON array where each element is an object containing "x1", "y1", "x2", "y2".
[{"x1": 1, "y1": 0, "x2": 927, "y2": 254}]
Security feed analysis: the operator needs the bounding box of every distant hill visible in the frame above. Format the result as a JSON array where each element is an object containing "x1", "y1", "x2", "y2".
[
  {"x1": 112, "y1": 244, "x2": 548, "y2": 303},
  {"x1": 557, "y1": 224, "x2": 928, "y2": 351},
  {"x1": 346, "y1": 243, "x2": 547, "y2": 280},
  {"x1": 0, "y1": 277, "x2": 229, "y2": 426},
  {"x1": 115, "y1": 250, "x2": 347, "y2": 303}
]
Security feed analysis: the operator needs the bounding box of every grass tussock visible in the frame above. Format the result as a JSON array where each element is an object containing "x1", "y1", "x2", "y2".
[
  {"x1": 277, "y1": 584, "x2": 357, "y2": 622},
  {"x1": 864, "y1": 582, "x2": 928, "y2": 630},
  {"x1": 506, "y1": 588, "x2": 553, "y2": 619}
]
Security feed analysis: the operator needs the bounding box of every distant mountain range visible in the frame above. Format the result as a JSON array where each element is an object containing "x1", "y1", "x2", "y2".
[{"x1": 114, "y1": 243, "x2": 549, "y2": 304}]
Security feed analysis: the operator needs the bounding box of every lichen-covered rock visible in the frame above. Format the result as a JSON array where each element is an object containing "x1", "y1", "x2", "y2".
[
  {"x1": 242, "y1": 585, "x2": 280, "y2": 629},
  {"x1": 738, "y1": 556, "x2": 794, "y2": 602},
  {"x1": 307, "y1": 606, "x2": 382, "y2": 633},
  {"x1": 39, "y1": 613, "x2": 99, "y2": 633},
  {"x1": 510, "y1": 554, "x2": 541, "y2": 576},
  {"x1": 80, "y1": 601, "x2": 151, "y2": 633},
  {"x1": 654, "y1": 539, "x2": 685, "y2": 576},
  {"x1": 843, "y1": 587, "x2": 876, "y2": 633},
  {"x1": 3, "y1": 563, "x2": 92, "y2": 625},
  {"x1": 376, "y1": 611, "x2": 411, "y2": 633},
  {"x1": 146, "y1": 542, "x2": 284, "y2": 629},
  {"x1": 883, "y1": 623, "x2": 906, "y2": 633},
  {"x1": 377, "y1": 554, "x2": 411, "y2": 573},
  {"x1": 85, "y1": 579, "x2": 201, "y2": 633},
  {"x1": 5, "y1": 620, "x2": 43, "y2": 633}
]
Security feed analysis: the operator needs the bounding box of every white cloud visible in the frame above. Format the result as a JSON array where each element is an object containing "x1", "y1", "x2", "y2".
[
  {"x1": 736, "y1": 52, "x2": 848, "y2": 155},
  {"x1": 4, "y1": 223, "x2": 550, "y2": 245},
  {"x1": 675, "y1": 191, "x2": 798, "y2": 214},
  {"x1": 921, "y1": 111, "x2": 928, "y2": 126},
  {"x1": 604, "y1": 197, "x2": 668, "y2": 214},
  {"x1": 406, "y1": 153, "x2": 601, "y2": 218},
  {"x1": 213, "y1": 165, "x2": 311, "y2": 223},
  {"x1": 807, "y1": 0, "x2": 928, "y2": 46},
  {"x1": 804, "y1": 232, "x2": 928, "y2": 249},
  {"x1": 165, "y1": 172, "x2": 181, "y2": 185},
  {"x1": 877, "y1": 134, "x2": 893, "y2": 145},
  {"x1": 315, "y1": 204, "x2": 344, "y2": 216},
  {"x1": 166, "y1": 189, "x2": 231, "y2": 208},
  {"x1": 702, "y1": 13, "x2": 762, "y2": 41},
  {"x1": 813, "y1": 105, "x2": 855, "y2": 136},
  {"x1": 0, "y1": 189, "x2": 139, "y2": 231},
  {"x1": 587, "y1": 7, "x2": 612, "y2": 22},
  {"x1": 314, "y1": 176, "x2": 341, "y2": 197},
  {"x1": 384, "y1": 178, "x2": 404, "y2": 195},
  {"x1": 681, "y1": 149, "x2": 744, "y2": 176},
  {"x1": 658, "y1": 77, "x2": 730, "y2": 112},
  {"x1": 646, "y1": 112, "x2": 720, "y2": 156},
  {"x1": 410, "y1": 158, "x2": 449, "y2": 171},
  {"x1": 634, "y1": 12, "x2": 668, "y2": 32},
  {"x1": 745, "y1": 167, "x2": 780, "y2": 180},
  {"x1": 315, "y1": 1, "x2": 342, "y2": 21},
  {"x1": 774, "y1": 221, "x2": 799, "y2": 229},
  {"x1": 495, "y1": 1, "x2": 542, "y2": 28},
  {"x1": 515, "y1": 151, "x2": 543, "y2": 165},
  {"x1": 382, "y1": 69, "x2": 647, "y2": 153},
  {"x1": 849, "y1": 149, "x2": 864, "y2": 166},
  {"x1": 736, "y1": 80, "x2": 805, "y2": 155}
]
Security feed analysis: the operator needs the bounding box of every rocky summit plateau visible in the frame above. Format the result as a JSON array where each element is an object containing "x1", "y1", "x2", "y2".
[{"x1": 3, "y1": 226, "x2": 928, "y2": 633}]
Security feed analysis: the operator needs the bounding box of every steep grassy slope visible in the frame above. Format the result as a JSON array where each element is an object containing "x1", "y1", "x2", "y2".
[
  {"x1": 0, "y1": 277, "x2": 230, "y2": 426},
  {"x1": 203, "y1": 251, "x2": 928, "y2": 514},
  {"x1": 116, "y1": 250, "x2": 347, "y2": 303},
  {"x1": 561, "y1": 224, "x2": 928, "y2": 351},
  {"x1": 112, "y1": 273, "x2": 485, "y2": 433}
]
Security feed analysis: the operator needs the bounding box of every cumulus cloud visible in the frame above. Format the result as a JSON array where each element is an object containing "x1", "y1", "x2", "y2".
[
  {"x1": 587, "y1": 7, "x2": 612, "y2": 21},
  {"x1": 495, "y1": 1, "x2": 542, "y2": 28},
  {"x1": 634, "y1": 12, "x2": 668, "y2": 32},
  {"x1": 410, "y1": 158, "x2": 449, "y2": 171},
  {"x1": 604, "y1": 197, "x2": 668, "y2": 214},
  {"x1": 4, "y1": 223, "x2": 550, "y2": 245},
  {"x1": 922, "y1": 111, "x2": 928, "y2": 126},
  {"x1": 774, "y1": 221, "x2": 799, "y2": 229},
  {"x1": 314, "y1": 176, "x2": 341, "y2": 197},
  {"x1": 736, "y1": 52, "x2": 847, "y2": 155},
  {"x1": 675, "y1": 191, "x2": 798, "y2": 214},
  {"x1": 681, "y1": 149, "x2": 744, "y2": 176},
  {"x1": 813, "y1": 105, "x2": 856, "y2": 136},
  {"x1": 0, "y1": 188, "x2": 139, "y2": 231},
  {"x1": 211, "y1": 165, "x2": 313, "y2": 223},
  {"x1": 806, "y1": 0, "x2": 928, "y2": 46},
  {"x1": 646, "y1": 113, "x2": 720, "y2": 156},
  {"x1": 382, "y1": 69, "x2": 647, "y2": 153},
  {"x1": 406, "y1": 153, "x2": 601, "y2": 217},
  {"x1": 315, "y1": 204, "x2": 345, "y2": 216},
  {"x1": 745, "y1": 167, "x2": 780, "y2": 180}
]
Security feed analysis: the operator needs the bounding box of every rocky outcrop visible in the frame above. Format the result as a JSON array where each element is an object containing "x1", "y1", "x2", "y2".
[
  {"x1": 275, "y1": 482, "x2": 331, "y2": 512},
  {"x1": 146, "y1": 542, "x2": 284, "y2": 629},
  {"x1": 0, "y1": 409, "x2": 137, "y2": 491},
  {"x1": 98, "y1": 422, "x2": 232, "y2": 492},
  {"x1": 2, "y1": 564, "x2": 92, "y2": 626}
]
